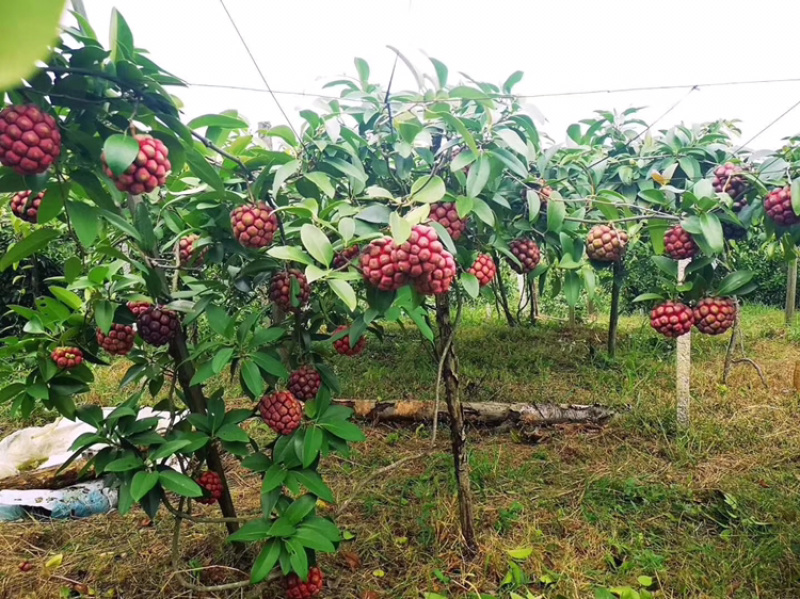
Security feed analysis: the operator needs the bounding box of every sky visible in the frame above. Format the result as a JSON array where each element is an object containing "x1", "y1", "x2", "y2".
[{"x1": 72, "y1": 0, "x2": 800, "y2": 152}]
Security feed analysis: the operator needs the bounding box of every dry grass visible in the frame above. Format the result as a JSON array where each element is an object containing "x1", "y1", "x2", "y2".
[{"x1": 2, "y1": 307, "x2": 800, "y2": 598}]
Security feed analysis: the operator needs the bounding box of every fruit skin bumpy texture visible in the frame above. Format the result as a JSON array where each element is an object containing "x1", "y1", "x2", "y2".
[
  {"x1": 288, "y1": 365, "x2": 322, "y2": 401},
  {"x1": 467, "y1": 254, "x2": 496, "y2": 287},
  {"x1": 0, "y1": 104, "x2": 61, "y2": 175},
  {"x1": 360, "y1": 238, "x2": 407, "y2": 291},
  {"x1": 508, "y1": 238, "x2": 541, "y2": 273},
  {"x1": 332, "y1": 325, "x2": 366, "y2": 356},
  {"x1": 102, "y1": 134, "x2": 171, "y2": 195},
  {"x1": 97, "y1": 324, "x2": 136, "y2": 356},
  {"x1": 650, "y1": 301, "x2": 693, "y2": 338},
  {"x1": 764, "y1": 187, "x2": 799, "y2": 227},
  {"x1": 712, "y1": 162, "x2": 748, "y2": 207},
  {"x1": 195, "y1": 471, "x2": 224, "y2": 505},
  {"x1": 258, "y1": 391, "x2": 303, "y2": 435},
  {"x1": 10, "y1": 191, "x2": 44, "y2": 223},
  {"x1": 231, "y1": 202, "x2": 278, "y2": 248},
  {"x1": 664, "y1": 226, "x2": 698, "y2": 260},
  {"x1": 270, "y1": 269, "x2": 311, "y2": 312},
  {"x1": 693, "y1": 297, "x2": 736, "y2": 335},
  {"x1": 51, "y1": 347, "x2": 83, "y2": 369},
  {"x1": 586, "y1": 225, "x2": 628, "y2": 263},
  {"x1": 137, "y1": 306, "x2": 180, "y2": 346},
  {"x1": 429, "y1": 201, "x2": 469, "y2": 240},
  {"x1": 286, "y1": 566, "x2": 324, "y2": 599},
  {"x1": 178, "y1": 234, "x2": 208, "y2": 267},
  {"x1": 332, "y1": 245, "x2": 360, "y2": 269}
]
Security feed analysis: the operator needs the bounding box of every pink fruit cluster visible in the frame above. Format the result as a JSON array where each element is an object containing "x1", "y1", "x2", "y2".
[
  {"x1": 429, "y1": 202, "x2": 469, "y2": 240},
  {"x1": 664, "y1": 226, "x2": 698, "y2": 260},
  {"x1": 10, "y1": 191, "x2": 44, "y2": 223},
  {"x1": 0, "y1": 104, "x2": 61, "y2": 175},
  {"x1": 51, "y1": 347, "x2": 83, "y2": 369},
  {"x1": 508, "y1": 238, "x2": 541, "y2": 273},
  {"x1": 764, "y1": 187, "x2": 799, "y2": 227},
  {"x1": 650, "y1": 297, "x2": 737, "y2": 337},
  {"x1": 467, "y1": 254, "x2": 496, "y2": 287},
  {"x1": 230, "y1": 202, "x2": 279, "y2": 248},
  {"x1": 258, "y1": 391, "x2": 303, "y2": 435},
  {"x1": 103, "y1": 134, "x2": 171, "y2": 195},
  {"x1": 332, "y1": 325, "x2": 366, "y2": 356}
]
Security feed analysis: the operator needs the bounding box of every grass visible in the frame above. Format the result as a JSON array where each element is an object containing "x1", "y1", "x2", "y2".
[{"x1": 3, "y1": 305, "x2": 800, "y2": 598}]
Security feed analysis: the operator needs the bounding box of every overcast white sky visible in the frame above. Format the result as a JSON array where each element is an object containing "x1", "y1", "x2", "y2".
[{"x1": 74, "y1": 0, "x2": 800, "y2": 151}]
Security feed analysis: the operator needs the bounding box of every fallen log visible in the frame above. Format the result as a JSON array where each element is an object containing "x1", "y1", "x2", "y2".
[{"x1": 332, "y1": 399, "x2": 615, "y2": 427}]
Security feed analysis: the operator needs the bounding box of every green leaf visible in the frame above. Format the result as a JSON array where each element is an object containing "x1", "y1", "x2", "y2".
[
  {"x1": 158, "y1": 469, "x2": 203, "y2": 498},
  {"x1": 437, "y1": 112, "x2": 478, "y2": 154},
  {"x1": 490, "y1": 147, "x2": 528, "y2": 178},
  {"x1": 527, "y1": 190, "x2": 541, "y2": 221},
  {"x1": 67, "y1": 201, "x2": 98, "y2": 247},
  {"x1": 321, "y1": 420, "x2": 365, "y2": 442},
  {"x1": 717, "y1": 270, "x2": 754, "y2": 296},
  {"x1": 506, "y1": 547, "x2": 533, "y2": 560},
  {"x1": 102, "y1": 134, "x2": 139, "y2": 178},
  {"x1": 471, "y1": 198, "x2": 495, "y2": 226},
  {"x1": 262, "y1": 463, "x2": 287, "y2": 493},
  {"x1": 792, "y1": 179, "x2": 800, "y2": 216},
  {"x1": 108, "y1": 8, "x2": 133, "y2": 62},
  {"x1": 241, "y1": 359, "x2": 266, "y2": 397},
  {"x1": 293, "y1": 470, "x2": 336, "y2": 503},
  {"x1": 48, "y1": 286, "x2": 82, "y2": 310},
  {"x1": 294, "y1": 527, "x2": 336, "y2": 553},
  {"x1": 699, "y1": 213, "x2": 724, "y2": 254},
  {"x1": 502, "y1": 70, "x2": 524, "y2": 93},
  {"x1": 187, "y1": 113, "x2": 248, "y2": 129},
  {"x1": 679, "y1": 157, "x2": 701, "y2": 180},
  {"x1": 94, "y1": 299, "x2": 114, "y2": 333},
  {"x1": 409, "y1": 175, "x2": 446, "y2": 204},
  {"x1": 228, "y1": 519, "x2": 272, "y2": 543},
  {"x1": 271, "y1": 159, "x2": 300, "y2": 196},
  {"x1": 305, "y1": 172, "x2": 335, "y2": 197},
  {"x1": 356, "y1": 204, "x2": 391, "y2": 225},
  {"x1": 185, "y1": 147, "x2": 225, "y2": 191},
  {"x1": 497, "y1": 128, "x2": 528, "y2": 156},
  {"x1": 300, "y1": 224, "x2": 333, "y2": 266},
  {"x1": 216, "y1": 423, "x2": 250, "y2": 443},
  {"x1": 99, "y1": 209, "x2": 142, "y2": 242},
  {"x1": 328, "y1": 279, "x2": 357, "y2": 311},
  {"x1": 0, "y1": 228, "x2": 60, "y2": 272},
  {"x1": 693, "y1": 178, "x2": 714, "y2": 199},
  {"x1": 268, "y1": 516, "x2": 297, "y2": 538},
  {"x1": 251, "y1": 540, "x2": 281, "y2": 583},
  {"x1": 547, "y1": 198, "x2": 566, "y2": 232},
  {"x1": 461, "y1": 273, "x2": 479, "y2": 299},
  {"x1": 466, "y1": 154, "x2": 490, "y2": 198},
  {"x1": 212, "y1": 347, "x2": 235, "y2": 374},
  {"x1": 105, "y1": 454, "x2": 144, "y2": 472},
  {"x1": 251, "y1": 352, "x2": 289, "y2": 380},
  {"x1": 302, "y1": 427, "x2": 323, "y2": 467},
  {"x1": 267, "y1": 245, "x2": 314, "y2": 266},
  {"x1": 651, "y1": 255, "x2": 678, "y2": 278},
  {"x1": 429, "y1": 57, "x2": 448, "y2": 87},
  {"x1": 632, "y1": 292, "x2": 664, "y2": 303},
  {"x1": 326, "y1": 157, "x2": 367, "y2": 183},
  {"x1": 563, "y1": 271, "x2": 581, "y2": 307},
  {"x1": 354, "y1": 56, "x2": 370, "y2": 82},
  {"x1": 130, "y1": 471, "x2": 159, "y2": 502},
  {"x1": 285, "y1": 494, "x2": 317, "y2": 525},
  {"x1": 389, "y1": 211, "x2": 412, "y2": 244},
  {"x1": 36, "y1": 187, "x2": 63, "y2": 224},
  {"x1": 338, "y1": 217, "x2": 355, "y2": 244},
  {"x1": 428, "y1": 221, "x2": 456, "y2": 255},
  {"x1": 0, "y1": 0, "x2": 65, "y2": 92},
  {"x1": 149, "y1": 439, "x2": 192, "y2": 462},
  {"x1": 450, "y1": 149, "x2": 476, "y2": 172}
]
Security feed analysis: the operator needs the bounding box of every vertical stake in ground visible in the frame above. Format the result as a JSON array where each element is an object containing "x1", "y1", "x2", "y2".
[
  {"x1": 786, "y1": 253, "x2": 797, "y2": 327},
  {"x1": 607, "y1": 259, "x2": 624, "y2": 357},
  {"x1": 676, "y1": 258, "x2": 691, "y2": 429}
]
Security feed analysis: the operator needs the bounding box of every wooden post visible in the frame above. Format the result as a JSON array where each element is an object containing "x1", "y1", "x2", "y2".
[
  {"x1": 607, "y1": 260, "x2": 623, "y2": 357},
  {"x1": 492, "y1": 252, "x2": 516, "y2": 327},
  {"x1": 676, "y1": 259, "x2": 691, "y2": 430},
  {"x1": 434, "y1": 293, "x2": 477, "y2": 556},
  {"x1": 786, "y1": 255, "x2": 797, "y2": 327}
]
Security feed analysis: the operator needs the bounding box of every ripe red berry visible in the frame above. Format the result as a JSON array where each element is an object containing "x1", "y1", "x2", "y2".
[
  {"x1": 136, "y1": 306, "x2": 180, "y2": 346},
  {"x1": 258, "y1": 390, "x2": 303, "y2": 436},
  {"x1": 764, "y1": 187, "x2": 799, "y2": 227},
  {"x1": 270, "y1": 269, "x2": 311, "y2": 312},
  {"x1": 586, "y1": 225, "x2": 628, "y2": 263},
  {"x1": 286, "y1": 566, "x2": 325, "y2": 599},
  {"x1": 663, "y1": 225, "x2": 698, "y2": 260},
  {"x1": 467, "y1": 254, "x2": 496, "y2": 287},
  {"x1": 508, "y1": 238, "x2": 541, "y2": 273},
  {"x1": 288, "y1": 365, "x2": 322, "y2": 401},
  {"x1": 0, "y1": 104, "x2": 61, "y2": 175},
  {"x1": 332, "y1": 325, "x2": 366, "y2": 356},
  {"x1": 51, "y1": 346, "x2": 84, "y2": 369},
  {"x1": 127, "y1": 301, "x2": 153, "y2": 317},
  {"x1": 693, "y1": 297, "x2": 737, "y2": 336},
  {"x1": 231, "y1": 202, "x2": 278, "y2": 248},
  {"x1": 649, "y1": 301, "x2": 693, "y2": 338},
  {"x1": 397, "y1": 224, "x2": 456, "y2": 295},
  {"x1": 429, "y1": 201, "x2": 469, "y2": 241},
  {"x1": 195, "y1": 471, "x2": 224, "y2": 505},
  {"x1": 712, "y1": 162, "x2": 748, "y2": 206},
  {"x1": 360, "y1": 237, "x2": 407, "y2": 291},
  {"x1": 97, "y1": 323, "x2": 136, "y2": 356},
  {"x1": 333, "y1": 245, "x2": 360, "y2": 269},
  {"x1": 102, "y1": 134, "x2": 171, "y2": 195},
  {"x1": 178, "y1": 234, "x2": 208, "y2": 267},
  {"x1": 10, "y1": 190, "x2": 44, "y2": 223}
]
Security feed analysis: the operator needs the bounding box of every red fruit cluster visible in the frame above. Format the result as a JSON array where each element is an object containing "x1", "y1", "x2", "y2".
[
  {"x1": 103, "y1": 134, "x2": 171, "y2": 195},
  {"x1": 96, "y1": 324, "x2": 136, "y2": 356},
  {"x1": 195, "y1": 471, "x2": 224, "y2": 505},
  {"x1": 586, "y1": 225, "x2": 628, "y2": 263},
  {"x1": 286, "y1": 567, "x2": 325, "y2": 599},
  {"x1": 712, "y1": 162, "x2": 748, "y2": 205},
  {"x1": 693, "y1": 297, "x2": 736, "y2": 335},
  {"x1": 429, "y1": 202, "x2": 469, "y2": 241},
  {"x1": 400, "y1": 225, "x2": 457, "y2": 295},
  {"x1": 231, "y1": 202, "x2": 278, "y2": 248},
  {"x1": 508, "y1": 238, "x2": 541, "y2": 273},
  {"x1": 127, "y1": 301, "x2": 153, "y2": 317},
  {"x1": 360, "y1": 238, "x2": 408, "y2": 291},
  {"x1": 664, "y1": 226, "x2": 698, "y2": 260},
  {"x1": 10, "y1": 191, "x2": 44, "y2": 223},
  {"x1": 467, "y1": 254, "x2": 496, "y2": 287},
  {"x1": 137, "y1": 306, "x2": 180, "y2": 346},
  {"x1": 270, "y1": 269, "x2": 310, "y2": 312},
  {"x1": 650, "y1": 301, "x2": 693, "y2": 338},
  {"x1": 764, "y1": 187, "x2": 799, "y2": 227},
  {"x1": 51, "y1": 346, "x2": 83, "y2": 369},
  {"x1": 0, "y1": 105, "x2": 61, "y2": 175},
  {"x1": 332, "y1": 325, "x2": 367, "y2": 356},
  {"x1": 258, "y1": 391, "x2": 303, "y2": 436},
  {"x1": 178, "y1": 234, "x2": 208, "y2": 267},
  {"x1": 333, "y1": 245, "x2": 360, "y2": 269},
  {"x1": 288, "y1": 365, "x2": 321, "y2": 401}
]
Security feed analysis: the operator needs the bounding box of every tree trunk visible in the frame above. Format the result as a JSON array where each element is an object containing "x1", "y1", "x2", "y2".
[
  {"x1": 493, "y1": 252, "x2": 517, "y2": 327},
  {"x1": 786, "y1": 255, "x2": 797, "y2": 328},
  {"x1": 434, "y1": 293, "x2": 477, "y2": 556},
  {"x1": 530, "y1": 277, "x2": 539, "y2": 324},
  {"x1": 607, "y1": 260, "x2": 623, "y2": 357},
  {"x1": 676, "y1": 259, "x2": 691, "y2": 430}
]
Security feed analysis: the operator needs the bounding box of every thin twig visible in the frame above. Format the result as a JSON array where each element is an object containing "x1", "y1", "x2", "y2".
[
  {"x1": 432, "y1": 288, "x2": 463, "y2": 445},
  {"x1": 731, "y1": 358, "x2": 769, "y2": 389},
  {"x1": 336, "y1": 452, "x2": 426, "y2": 515}
]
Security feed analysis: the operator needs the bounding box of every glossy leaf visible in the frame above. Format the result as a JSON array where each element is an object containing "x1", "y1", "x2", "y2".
[
  {"x1": 300, "y1": 224, "x2": 333, "y2": 266},
  {"x1": 102, "y1": 134, "x2": 138, "y2": 177}
]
